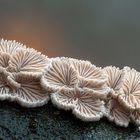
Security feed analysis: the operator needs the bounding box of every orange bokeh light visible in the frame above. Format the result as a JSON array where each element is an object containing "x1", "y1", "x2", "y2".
[{"x1": 0, "y1": 16, "x2": 67, "y2": 57}]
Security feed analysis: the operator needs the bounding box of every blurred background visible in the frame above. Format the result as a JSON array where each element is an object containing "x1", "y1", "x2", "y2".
[
  {"x1": 0, "y1": 0, "x2": 140, "y2": 69},
  {"x1": 0, "y1": 1, "x2": 140, "y2": 139}
]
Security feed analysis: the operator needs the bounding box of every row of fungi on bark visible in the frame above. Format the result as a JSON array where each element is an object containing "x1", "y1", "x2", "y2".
[
  {"x1": 42, "y1": 58, "x2": 140, "y2": 127},
  {"x1": 0, "y1": 39, "x2": 140, "y2": 127}
]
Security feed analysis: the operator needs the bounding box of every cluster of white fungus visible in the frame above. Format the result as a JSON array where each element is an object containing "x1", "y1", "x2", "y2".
[
  {"x1": 41, "y1": 57, "x2": 109, "y2": 121},
  {"x1": 0, "y1": 39, "x2": 50, "y2": 107},
  {"x1": 0, "y1": 39, "x2": 140, "y2": 127}
]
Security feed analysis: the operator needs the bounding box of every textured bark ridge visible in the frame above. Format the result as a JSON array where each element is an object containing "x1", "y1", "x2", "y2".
[{"x1": 0, "y1": 39, "x2": 140, "y2": 127}]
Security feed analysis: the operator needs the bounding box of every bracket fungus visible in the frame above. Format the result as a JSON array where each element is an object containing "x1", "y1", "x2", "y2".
[
  {"x1": 68, "y1": 58, "x2": 107, "y2": 89},
  {"x1": 42, "y1": 57, "x2": 109, "y2": 121},
  {"x1": 51, "y1": 88, "x2": 77, "y2": 110},
  {"x1": 51, "y1": 87, "x2": 105, "y2": 121},
  {"x1": 1, "y1": 39, "x2": 140, "y2": 127},
  {"x1": 72, "y1": 88, "x2": 105, "y2": 121},
  {"x1": 118, "y1": 67, "x2": 140, "y2": 110},
  {"x1": 67, "y1": 58, "x2": 110, "y2": 100},
  {"x1": 105, "y1": 98, "x2": 130, "y2": 127},
  {"x1": 0, "y1": 39, "x2": 50, "y2": 107},
  {"x1": 8, "y1": 49, "x2": 49, "y2": 73},
  {"x1": 103, "y1": 66, "x2": 125, "y2": 98},
  {"x1": 41, "y1": 57, "x2": 78, "y2": 92},
  {"x1": 8, "y1": 73, "x2": 49, "y2": 107},
  {"x1": 103, "y1": 66, "x2": 130, "y2": 127}
]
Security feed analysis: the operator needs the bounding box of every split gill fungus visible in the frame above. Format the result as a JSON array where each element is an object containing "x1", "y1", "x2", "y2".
[{"x1": 0, "y1": 39, "x2": 140, "y2": 127}]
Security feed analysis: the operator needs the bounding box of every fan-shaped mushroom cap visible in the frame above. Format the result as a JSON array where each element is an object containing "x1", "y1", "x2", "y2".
[
  {"x1": 0, "y1": 39, "x2": 26, "y2": 54},
  {"x1": 72, "y1": 88, "x2": 105, "y2": 121},
  {"x1": 51, "y1": 88, "x2": 77, "y2": 110},
  {"x1": 103, "y1": 66, "x2": 125, "y2": 98},
  {"x1": 118, "y1": 67, "x2": 140, "y2": 110},
  {"x1": 7, "y1": 73, "x2": 49, "y2": 107},
  {"x1": 69, "y1": 58, "x2": 107, "y2": 89},
  {"x1": 8, "y1": 49, "x2": 49, "y2": 73},
  {"x1": 130, "y1": 110, "x2": 140, "y2": 125},
  {"x1": 41, "y1": 58, "x2": 78, "y2": 92},
  {"x1": 105, "y1": 99, "x2": 130, "y2": 127},
  {"x1": 51, "y1": 87, "x2": 104, "y2": 121}
]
